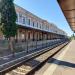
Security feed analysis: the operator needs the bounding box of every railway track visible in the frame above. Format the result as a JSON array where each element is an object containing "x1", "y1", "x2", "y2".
[{"x1": 0, "y1": 40, "x2": 69, "y2": 75}]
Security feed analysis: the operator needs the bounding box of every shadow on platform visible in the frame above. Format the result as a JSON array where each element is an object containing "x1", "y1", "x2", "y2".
[{"x1": 48, "y1": 58, "x2": 75, "y2": 68}]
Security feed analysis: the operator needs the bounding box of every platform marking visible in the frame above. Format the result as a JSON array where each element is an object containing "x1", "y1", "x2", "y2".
[{"x1": 43, "y1": 41, "x2": 72, "y2": 75}]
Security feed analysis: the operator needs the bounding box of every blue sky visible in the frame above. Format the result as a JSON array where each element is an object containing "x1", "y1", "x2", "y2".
[{"x1": 14, "y1": 0, "x2": 73, "y2": 36}]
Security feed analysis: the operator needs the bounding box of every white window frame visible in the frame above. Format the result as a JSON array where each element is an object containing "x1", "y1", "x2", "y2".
[
  {"x1": 26, "y1": 17, "x2": 31, "y2": 26},
  {"x1": 19, "y1": 13, "x2": 23, "y2": 23},
  {"x1": 22, "y1": 16, "x2": 26, "y2": 24}
]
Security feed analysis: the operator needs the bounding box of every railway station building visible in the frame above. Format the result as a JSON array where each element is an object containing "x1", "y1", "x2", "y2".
[{"x1": 0, "y1": 4, "x2": 67, "y2": 41}]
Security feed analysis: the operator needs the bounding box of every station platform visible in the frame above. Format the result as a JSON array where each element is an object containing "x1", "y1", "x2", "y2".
[
  {"x1": 34, "y1": 40, "x2": 75, "y2": 75},
  {"x1": 42, "y1": 40, "x2": 75, "y2": 75}
]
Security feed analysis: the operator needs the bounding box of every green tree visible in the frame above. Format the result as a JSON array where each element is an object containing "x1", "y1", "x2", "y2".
[{"x1": 0, "y1": 0, "x2": 17, "y2": 55}]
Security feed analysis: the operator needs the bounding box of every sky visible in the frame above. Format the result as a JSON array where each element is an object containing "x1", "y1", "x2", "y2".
[{"x1": 14, "y1": 0, "x2": 73, "y2": 36}]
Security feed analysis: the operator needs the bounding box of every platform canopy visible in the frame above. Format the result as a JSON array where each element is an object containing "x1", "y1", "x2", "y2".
[{"x1": 57, "y1": 0, "x2": 75, "y2": 32}]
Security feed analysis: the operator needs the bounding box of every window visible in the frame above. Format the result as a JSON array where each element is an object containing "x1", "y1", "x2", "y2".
[
  {"x1": 40, "y1": 24, "x2": 42, "y2": 29},
  {"x1": 19, "y1": 13, "x2": 22, "y2": 23},
  {"x1": 23, "y1": 17, "x2": 25, "y2": 24},
  {"x1": 37, "y1": 22, "x2": 38, "y2": 28},
  {"x1": 27, "y1": 18, "x2": 30, "y2": 25},
  {"x1": 33, "y1": 22, "x2": 34, "y2": 27},
  {"x1": 19, "y1": 13, "x2": 22, "y2": 18},
  {"x1": 28, "y1": 19, "x2": 30, "y2": 25},
  {"x1": 40, "y1": 24, "x2": 41, "y2": 29}
]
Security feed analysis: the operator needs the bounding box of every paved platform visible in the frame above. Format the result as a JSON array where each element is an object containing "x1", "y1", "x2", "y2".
[{"x1": 42, "y1": 40, "x2": 75, "y2": 75}]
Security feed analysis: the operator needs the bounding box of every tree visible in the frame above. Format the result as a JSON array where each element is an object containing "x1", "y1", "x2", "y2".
[{"x1": 0, "y1": 0, "x2": 17, "y2": 55}]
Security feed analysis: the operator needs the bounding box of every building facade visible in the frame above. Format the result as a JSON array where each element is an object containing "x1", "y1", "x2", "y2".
[{"x1": 0, "y1": 4, "x2": 67, "y2": 41}]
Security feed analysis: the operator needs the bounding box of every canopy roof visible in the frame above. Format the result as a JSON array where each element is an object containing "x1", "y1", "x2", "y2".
[{"x1": 57, "y1": 0, "x2": 75, "y2": 32}]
